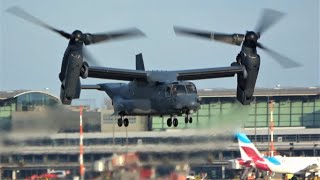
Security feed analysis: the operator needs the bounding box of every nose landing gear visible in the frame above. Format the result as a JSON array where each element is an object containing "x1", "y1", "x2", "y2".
[
  {"x1": 167, "y1": 118, "x2": 172, "y2": 127},
  {"x1": 117, "y1": 117, "x2": 123, "y2": 127},
  {"x1": 173, "y1": 118, "x2": 178, "y2": 127},
  {"x1": 117, "y1": 116, "x2": 129, "y2": 127},
  {"x1": 167, "y1": 116, "x2": 178, "y2": 127},
  {"x1": 167, "y1": 113, "x2": 193, "y2": 127}
]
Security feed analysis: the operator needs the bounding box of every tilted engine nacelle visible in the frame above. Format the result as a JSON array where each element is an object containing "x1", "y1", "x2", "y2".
[
  {"x1": 236, "y1": 50, "x2": 260, "y2": 105},
  {"x1": 60, "y1": 51, "x2": 89, "y2": 105}
]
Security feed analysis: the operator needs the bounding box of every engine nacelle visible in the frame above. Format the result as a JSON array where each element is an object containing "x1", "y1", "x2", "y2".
[
  {"x1": 236, "y1": 51, "x2": 260, "y2": 105},
  {"x1": 60, "y1": 78, "x2": 81, "y2": 105},
  {"x1": 60, "y1": 51, "x2": 83, "y2": 105}
]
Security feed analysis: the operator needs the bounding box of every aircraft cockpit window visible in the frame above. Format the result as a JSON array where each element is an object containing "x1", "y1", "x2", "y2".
[
  {"x1": 172, "y1": 85, "x2": 187, "y2": 95},
  {"x1": 186, "y1": 84, "x2": 197, "y2": 94}
]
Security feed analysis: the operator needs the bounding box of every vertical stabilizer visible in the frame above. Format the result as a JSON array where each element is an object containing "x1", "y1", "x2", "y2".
[
  {"x1": 236, "y1": 133, "x2": 262, "y2": 160},
  {"x1": 136, "y1": 53, "x2": 145, "y2": 71}
]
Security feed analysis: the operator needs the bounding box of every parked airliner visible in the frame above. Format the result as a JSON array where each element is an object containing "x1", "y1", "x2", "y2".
[{"x1": 234, "y1": 133, "x2": 320, "y2": 177}]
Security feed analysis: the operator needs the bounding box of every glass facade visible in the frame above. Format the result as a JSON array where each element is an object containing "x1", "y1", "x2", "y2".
[
  {"x1": 0, "y1": 91, "x2": 59, "y2": 131},
  {"x1": 0, "y1": 104, "x2": 14, "y2": 131},
  {"x1": 152, "y1": 95, "x2": 320, "y2": 130},
  {"x1": 15, "y1": 92, "x2": 59, "y2": 111}
]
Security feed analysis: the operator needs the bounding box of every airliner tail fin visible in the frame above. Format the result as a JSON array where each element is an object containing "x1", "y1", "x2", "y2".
[{"x1": 236, "y1": 133, "x2": 262, "y2": 160}]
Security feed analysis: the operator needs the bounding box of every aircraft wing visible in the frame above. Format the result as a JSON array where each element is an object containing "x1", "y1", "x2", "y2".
[
  {"x1": 88, "y1": 66, "x2": 148, "y2": 81},
  {"x1": 175, "y1": 65, "x2": 244, "y2": 80}
]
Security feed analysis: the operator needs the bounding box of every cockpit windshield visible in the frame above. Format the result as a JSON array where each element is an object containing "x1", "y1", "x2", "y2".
[
  {"x1": 172, "y1": 85, "x2": 187, "y2": 95},
  {"x1": 166, "y1": 84, "x2": 197, "y2": 96},
  {"x1": 186, "y1": 84, "x2": 197, "y2": 94}
]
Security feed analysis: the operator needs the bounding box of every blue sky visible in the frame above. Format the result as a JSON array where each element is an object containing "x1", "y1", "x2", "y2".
[{"x1": 0, "y1": 0, "x2": 319, "y2": 107}]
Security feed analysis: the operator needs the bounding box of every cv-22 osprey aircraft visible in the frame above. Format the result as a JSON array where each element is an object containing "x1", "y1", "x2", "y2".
[{"x1": 8, "y1": 8, "x2": 300, "y2": 128}]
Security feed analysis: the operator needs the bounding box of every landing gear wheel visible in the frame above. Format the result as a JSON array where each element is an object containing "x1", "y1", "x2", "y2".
[
  {"x1": 173, "y1": 118, "x2": 178, "y2": 127},
  {"x1": 123, "y1": 118, "x2": 129, "y2": 127},
  {"x1": 185, "y1": 117, "x2": 189, "y2": 124},
  {"x1": 117, "y1": 118, "x2": 123, "y2": 127},
  {"x1": 189, "y1": 117, "x2": 193, "y2": 123},
  {"x1": 167, "y1": 118, "x2": 172, "y2": 127}
]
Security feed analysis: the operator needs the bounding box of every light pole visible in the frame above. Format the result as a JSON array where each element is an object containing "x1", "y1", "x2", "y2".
[
  {"x1": 79, "y1": 106, "x2": 85, "y2": 180},
  {"x1": 289, "y1": 142, "x2": 294, "y2": 157},
  {"x1": 269, "y1": 100, "x2": 275, "y2": 157}
]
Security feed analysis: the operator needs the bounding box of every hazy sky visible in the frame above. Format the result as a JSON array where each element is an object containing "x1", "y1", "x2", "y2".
[{"x1": 1, "y1": 0, "x2": 319, "y2": 107}]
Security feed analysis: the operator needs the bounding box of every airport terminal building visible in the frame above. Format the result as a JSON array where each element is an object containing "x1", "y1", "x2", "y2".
[
  {"x1": 0, "y1": 87, "x2": 319, "y2": 179},
  {"x1": 152, "y1": 87, "x2": 320, "y2": 130}
]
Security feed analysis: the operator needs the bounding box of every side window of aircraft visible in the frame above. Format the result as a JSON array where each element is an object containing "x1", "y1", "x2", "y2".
[
  {"x1": 186, "y1": 84, "x2": 197, "y2": 94},
  {"x1": 165, "y1": 86, "x2": 171, "y2": 97},
  {"x1": 172, "y1": 85, "x2": 177, "y2": 95}
]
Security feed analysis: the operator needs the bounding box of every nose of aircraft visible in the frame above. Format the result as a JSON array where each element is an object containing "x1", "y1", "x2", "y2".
[
  {"x1": 188, "y1": 100, "x2": 201, "y2": 110},
  {"x1": 175, "y1": 95, "x2": 201, "y2": 110}
]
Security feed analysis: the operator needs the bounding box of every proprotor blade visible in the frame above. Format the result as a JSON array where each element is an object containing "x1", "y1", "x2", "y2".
[
  {"x1": 84, "y1": 28, "x2": 145, "y2": 45},
  {"x1": 174, "y1": 26, "x2": 214, "y2": 39},
  {"x1": 255, "y1": 8, "x2": 285, "y2": 36},
  {"x1": 6, "y1": 6, "x2": 71, "y2": 39},
  {"x1": 174, "y1": 26, "x2": 244, "y2": 46},
  {"x1": 213, "y1": 32, "x2": 245, "y2": 46},
  {"x1": 82, "y1": 47, "x2": 102, "y2": 66},
  {"x1": 257, "y1": 43, "x2": 302, "y2": 68}
]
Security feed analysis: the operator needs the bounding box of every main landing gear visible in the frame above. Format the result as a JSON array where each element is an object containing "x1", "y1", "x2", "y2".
[
  {"x1": 167, "y1": 116, "x2": 178, "y2": 127},
  {"x1": 185, "y1": 114, "x2": 192, "y2": 124},
  {"x1": 117, "y1": 116, "x2": 129, "y2": 127}
]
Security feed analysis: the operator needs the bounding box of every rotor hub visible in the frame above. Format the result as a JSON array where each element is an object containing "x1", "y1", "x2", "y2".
[
  {"x1": 245, "y1": 31, "x2": 259, "y2": 42},
  {"x1": 71, "y1": 30, "x2": 84, "y2": 42},
  {"x1": 243, "y1": 31, "x2": 259, "y2": 48}
]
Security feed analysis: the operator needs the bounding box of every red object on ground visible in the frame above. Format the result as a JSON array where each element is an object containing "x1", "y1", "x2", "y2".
[
  {"x1": 140, "y1": 167, "x2": 155, "y2": 179},
  {"x1": 169, "y1": 172, "x2": 186, "y2": 180},
  {"x1": 25, "y1": 173, "x2": 58, "y2": 180}
]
